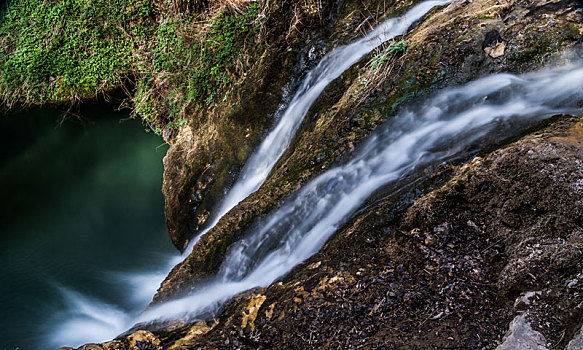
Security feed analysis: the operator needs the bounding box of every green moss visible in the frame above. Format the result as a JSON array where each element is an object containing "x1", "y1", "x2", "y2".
[
  {"x1": 0, "y1": 0, "x2": 262, "y2": 135},
  {"x1": 134, "y1": 2, "x2": 261, "y2": 133},
  {"x1": 392, "y1": 68, "x2": 448, "y2": 111},
  {"x1": 0, "y1": 0, "x2": 156, "y2": 105}
]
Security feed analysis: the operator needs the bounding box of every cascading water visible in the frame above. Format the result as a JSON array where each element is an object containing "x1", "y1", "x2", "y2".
[
  {"x1": 136, "y1": 60, "x2": 583, "y2": 324},
  {"x1": 187, "y1": 0, "x2": 455, "y2": 250},
  {"x1": 49, "y1": 2, "x2": 453, "y2": 347}
]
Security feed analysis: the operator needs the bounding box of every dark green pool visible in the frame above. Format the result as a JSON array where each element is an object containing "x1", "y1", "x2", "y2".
[{"x1": 0, "y1": 105, "x2": 176, "y2": 349}]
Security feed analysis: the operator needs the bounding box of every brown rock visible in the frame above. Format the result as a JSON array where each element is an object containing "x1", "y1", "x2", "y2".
[
  {"x1": 78, "y1": 345, "x2": 104, "y2": 350},
  {"x1": 485, "y1": 41, "x2": 507, "y2": 58},
  {"x1": 126, "y1": 330, "x2": 160, "y2": 349}
]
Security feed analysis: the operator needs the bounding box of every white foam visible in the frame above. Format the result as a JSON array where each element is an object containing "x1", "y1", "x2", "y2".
[
  {"x1": 139, "y1": 60, "x2": 583, "y2": 324},
  {"x1": 47, "y1": 2, "x2": 454, "y2": 346}
]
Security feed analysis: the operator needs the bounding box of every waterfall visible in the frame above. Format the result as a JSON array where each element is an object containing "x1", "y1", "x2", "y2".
[
  {"x1": 186, "y1": 0, "x2": 456, "y2": 250},
  {"x1": 137, "y1": 60, "x2": 583, "y2": 323},
  {"x1": 47, "y1": 1, "x2": 453, "y2": 347}
]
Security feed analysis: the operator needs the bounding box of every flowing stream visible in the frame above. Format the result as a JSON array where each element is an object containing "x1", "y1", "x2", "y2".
[
  {"x1": 48, "y1": 2, "x2": 455, "y2": 347},
  {"x1": 137, "y1": 60, "x2": 583, "y2": 323},
  {"x1": 187, "y1": 0, "x2": 455, "y2": 250},
  {"x1": 44, "y1": 0, "x2": 583, "y2": 347}
]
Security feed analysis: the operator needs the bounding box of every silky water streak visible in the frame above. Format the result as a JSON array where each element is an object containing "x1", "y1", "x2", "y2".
[
  {"x1": 48, "y1": 1, "x2": 453, "y2": 347},
  {"x1": 187, "y1": 0, "x2": 456, "y2": 249},
  {"x1": 138, "y1": 60, "x2": 583, "y2": 323}
]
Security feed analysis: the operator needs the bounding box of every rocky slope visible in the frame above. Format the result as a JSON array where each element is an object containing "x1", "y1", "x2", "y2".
[
  {"x1": 67, "y1": 118, "x2": 583, "y2": 349},
  {"x1": 20, "y1": 0, "x2": 580, "y2": 348},
  {"x1": 155, "y1": 0, "x2": 583, "y2": 302},
  {"x1": 160, "y1": 0, "x2": 422, "y2": 252}
]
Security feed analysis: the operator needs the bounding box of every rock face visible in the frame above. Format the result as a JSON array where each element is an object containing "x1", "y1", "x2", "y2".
[
  {"x1": 496, "y1": 315, "x2": 547, "y2": 350},
  {"x1": 159, "y1": 118, "x2": 582, "y2": 349},
  {"x1": 83, "y1": 117, "x2": 583, "y2": 349},
  {"x1": 154, "y1": 0, "x2": 583, "y2": 301},
  {"x1": 160, "y1": 0, "x2": 345, "y2": 251},
  {"x1": 161, "y1": 0, "x2": 399, "y2": 251},
  {"x1": 75, "y1": 0, "x2": 583, "y2": 348}
]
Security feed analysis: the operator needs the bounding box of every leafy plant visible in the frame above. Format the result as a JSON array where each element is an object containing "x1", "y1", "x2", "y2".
[{"x1": 369, "y1": 40, "x2": 408, "y2": 72}]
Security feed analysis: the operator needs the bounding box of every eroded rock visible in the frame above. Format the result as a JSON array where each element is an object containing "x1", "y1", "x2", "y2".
[
  {"x1": 567, "y1": 324, "x2": 583, "y2": 350},
  {"x1": 162, "y1": 0, "x2": 363, "y2": 251},
  {"x1": 170, "y1": 321, "x2": 218, "y2": 348},
  {"x1": 155, "y1": 0, "x2": 583, "y2": 304},
  {"x1": 496, "y1": 314, "x2": 547, "y2": 350},
  {"x1": 101, "y1": 341, "x2": 126, "y2": 350},
  {"x1": 127, "y1": 330, "x2": 161, "y2": 350},
  {"x1": 240, "y1": 294, "x2": 267, "y2": 332},
  {"x1": 74, "y1": 0, "x2": 583, "y2": 348}
]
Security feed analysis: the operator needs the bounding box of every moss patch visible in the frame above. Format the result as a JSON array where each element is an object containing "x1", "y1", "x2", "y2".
[
  {"x1": 134, "y1": 2, "x2": 263, "y2": 133},
  {"x1": 0, "y1": 0, "x2": 156, "y2": 106},
  {"x1": 0, "y1": 0, "x2": 263, "y2": 136}
]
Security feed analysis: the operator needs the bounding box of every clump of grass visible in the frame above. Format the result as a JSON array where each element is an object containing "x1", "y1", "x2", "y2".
[
  {"x1": 369, "y1": 40, "x2": 407, "y2": 72},
  {"x1": 133, "y1": 1, "x2": 263, "y2": 134},
  {"x1": 0, "y1": 0, "x2": 157, "y2": 107},
  {"x1": 0, "y1": 0, "x2": 266, "y2": 136},
  {"x1": 353, "y1": 39, "x2": 408, "y2": 106}
]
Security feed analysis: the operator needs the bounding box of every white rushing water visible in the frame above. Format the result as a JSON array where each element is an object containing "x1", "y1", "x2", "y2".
[
  {"x1": 48, "y1": 2, "x2": 452, "y2": 347},
  {"x1": 137, "y1": 60, "x2": 583, "y2": 323},
  {"x1": 187, "y1": 0, "x2": 456, "y2": 250}
]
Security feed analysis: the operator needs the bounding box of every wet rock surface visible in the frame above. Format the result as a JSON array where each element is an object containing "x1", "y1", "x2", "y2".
[
  {"x1": 75, "y1": 0, "x2": 583, "y2": 348},
  {"x1": 160, "y1": 117, "x2": 581, "y2": 349},
  {"x1": 161, "y1": 0, "x2": 339, "y2": 251},
  {"x1": 162, "y1": 0, "x2": 394, "y2": 251},
  {"x1": 155, "y1": 0, "x2": 583, "y2": 302},
  {"x1": 84, "y1": 117, "x2": 583, "y2": 348}
]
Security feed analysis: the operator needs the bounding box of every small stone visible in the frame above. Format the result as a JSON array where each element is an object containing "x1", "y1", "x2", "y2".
[
  {"x1": 308, "y1": 46, "x2": 317, "y2": 61},
  {"x1": 127, "y1": 330, "x2": 161, "y2": 349},
  {"x1": 483, "y1": 29, "x2": 506, "y2": 58},
  {"x1": 308, "y1": 261, "x2": 321, "y2": 269},
  {"x1": 79, "y1": 345, "x2": 104, "y2": 350},
  {"x1": 567, "y1": 324, "x2": 583, "y2": 350},
  {"x1": 425, "y1": 235, "x2": 435, "y2": 246},
  {"x1": 514, "y1": 291, "x2": 540, "y2": 308},
  {"x1": 485, "y1": 41, "x2": 506, "y2": 58},
  {"x1": 496, "y1": 314, "x2": 547, "y2": 350},
  {"x1": 567, "y1": 279, "x2": 578, "y2": 288},
  {"x1": 102, "y1": 341, "x2": 125, "y2": 350}
]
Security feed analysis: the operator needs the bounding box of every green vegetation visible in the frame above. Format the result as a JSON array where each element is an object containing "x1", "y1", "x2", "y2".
[
  {"x1": 134, "y1": 2, "x2": 262, "y2": 133},
  {"x1": 0, "y1": 0, "x2": 156, "y2": 106},
  {"x1": 369, "y1": 40, "x2": 407, "y2": 71},
  {"x1": 356, "y1": 40, "x2": 408, "y2": 91},
  {"x1": 0, "y1": 0, "x2": 263, "y2": 135}
]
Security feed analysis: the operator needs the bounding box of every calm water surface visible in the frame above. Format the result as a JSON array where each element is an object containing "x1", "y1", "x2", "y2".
[{"x1": 0, "y1": 107, "x2": 175, "y2": 349}]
